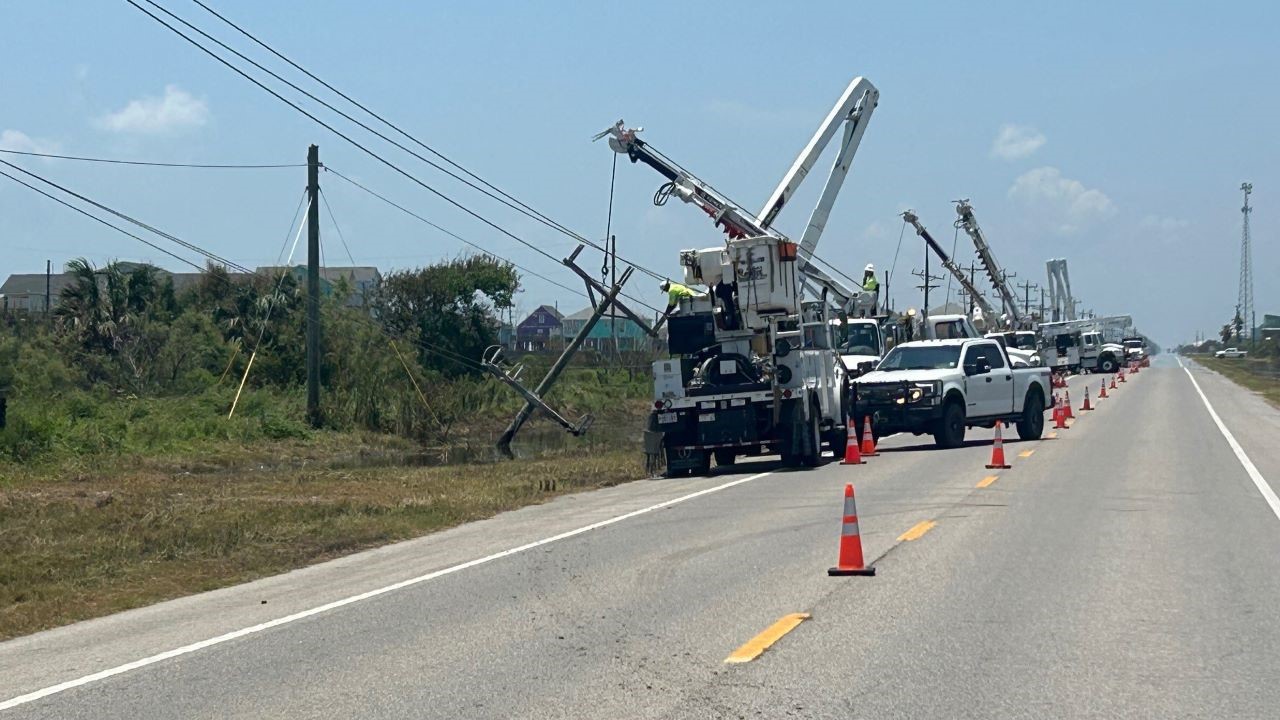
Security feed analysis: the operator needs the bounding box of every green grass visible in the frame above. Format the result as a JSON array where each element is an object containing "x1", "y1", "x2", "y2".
[
  {"x1": 0, "y1": 443, "x2": 647, "y2": 640},
  {"x1": 1195, "y1": 356, "x2": 1280, "y2": 408},
  {"x1": 0, "y1": 379, "x2": 655, "y2": 640}
]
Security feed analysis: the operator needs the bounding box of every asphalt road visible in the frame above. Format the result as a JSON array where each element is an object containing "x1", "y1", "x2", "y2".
[{"x1": 3, "y1": 356, "x2": 1279, "y2": 719}]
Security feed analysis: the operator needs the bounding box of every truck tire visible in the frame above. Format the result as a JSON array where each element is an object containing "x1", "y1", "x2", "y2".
[
  {"x1": 713, "y1": 449, "x2": 736, "y2": 467},
  {"x1": 800, "y1": 401, "x2": 822, "y2": 467},
  {"x1": 1098, "y1": 355, "x2": 1118, "y2": 373},
  {"x1": 1016, "y1": 389, "x2": 1045, "y2": 441},
  {"x1": 932, "y1": 401, "x2": 966, "y2": 449}
]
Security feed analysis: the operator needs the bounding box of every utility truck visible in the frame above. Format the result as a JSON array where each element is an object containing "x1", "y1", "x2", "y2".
[
  {"x1": 1039, "y1": 316, "x2": 1131, "y2": 373},
  {"x1": 852, "y1": 338, "x2": 1052, "y2": 448},
  {"x1": 605, "y1": 77, "x2": 880, "y2": 476}
]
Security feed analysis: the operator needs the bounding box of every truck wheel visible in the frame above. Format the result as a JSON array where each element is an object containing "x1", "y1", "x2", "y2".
[
  {"x1": 713, "y1": 449, "x2": 736, "y2": 467},
  {"x1": 801, "y1": 404, "x2": 822, "y2": 467},
  {"x1": 1016, "y1": 391, "x2": 1045, "y2": 440},
  {"x1": 1099, "y1": 356, "x2": 1118, "y2": 373},
  {"x1": 932, "y1": 401, "x2": 966, "y2": 449}
]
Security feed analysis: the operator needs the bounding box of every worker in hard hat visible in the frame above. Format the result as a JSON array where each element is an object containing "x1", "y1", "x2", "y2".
[
  {"x1": 861, "y1": 264, "x2": 880, "y2": 316},
  {"x1": 659, "y1": 279, "x2": 700, "y2": 320}
]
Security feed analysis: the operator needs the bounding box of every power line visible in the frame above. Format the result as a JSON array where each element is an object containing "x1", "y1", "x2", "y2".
[
  {"x1": 189, "y1": 0, "x2": 589, "y2": 246},
  {"x1": 133, "y1": 0, "x2": 672, "y2": 289},
  {"x1": 323, "y1": 166, "x2": 588, "y2": 300},
  {"x1": 0, "y1": 158, "x2": 251, "y2": 274},
  {"x1": 0, "y1": 166, "x2": 204, "y2": 271},
  {"x1": 127, "y1": 1, "x2": 657, "y2": 301},
  {"x1": 0, "y1": 147, "x2": 302, "y2": 168}
]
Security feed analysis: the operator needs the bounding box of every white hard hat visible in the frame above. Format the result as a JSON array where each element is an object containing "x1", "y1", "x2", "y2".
[{"x1": 864, "y1": 264, "x2": 875, "y2": 272}]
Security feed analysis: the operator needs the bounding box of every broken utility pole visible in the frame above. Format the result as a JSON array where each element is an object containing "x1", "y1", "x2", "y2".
[{"x1": 486, "y1": 244, "x2": 658, "y2": 458}]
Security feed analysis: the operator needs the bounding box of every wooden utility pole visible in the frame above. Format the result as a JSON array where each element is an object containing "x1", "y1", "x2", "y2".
[
  {"x1": 306, "y1": 144, "x2": 322, "y2": 428},
  {"x1": 45, "y1": 259, "x2": 52, "y2": 323}
]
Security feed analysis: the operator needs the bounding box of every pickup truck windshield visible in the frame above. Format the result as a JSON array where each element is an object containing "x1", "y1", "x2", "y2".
[{"x1": 877, "y1": 345, "x2": 962, "y2": 371}]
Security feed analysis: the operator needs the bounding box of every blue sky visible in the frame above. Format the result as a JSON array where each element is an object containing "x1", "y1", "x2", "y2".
[{"x1": 2, "y1": 1, "x2": 1277, "y2": 346}]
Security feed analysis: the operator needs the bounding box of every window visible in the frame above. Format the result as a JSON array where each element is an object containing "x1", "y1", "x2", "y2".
[
  {"x1": 963, "y1": 342, "x2": 1005, "y2": 369},
  {"x1": 878, "y1": 345, "x2": 961, "y2": 371},
  {"x1": 935, "y1": 320, "x2": 967, "y2": 339}
]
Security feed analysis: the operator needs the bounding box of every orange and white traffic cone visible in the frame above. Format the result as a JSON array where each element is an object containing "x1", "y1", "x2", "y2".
[
  {"x1": 1099, "y1": 379, "x2": 1109, "y2": 399},
  {"x1": 840, "y1": 420, "x2": 864, "y2": 465},
  {"x1": 860, "y1": 416, "x2": 879, "y2": 457},
  {"x1": 1064, "y1": 390, "x2": 1075, "y2": 419},
  {"x1": 828, "y1": 483, "x2": 875, "y2": 576},
  {"x1": 986, "y1": 421, "x2": 1012, "y2": 469},
  {"x1": 1080, "y1": 386, "x2": 1093, "y2": 411},
  {"x1": 1053, "y1": 403, "x2": 1068, "y2": 429},
  {"x1": 1118, "y1": 368, "x2": 1126, "y2": 383},
  {"x1": 1110, "y1": 376, "x2": 1117, "y2": 390}
]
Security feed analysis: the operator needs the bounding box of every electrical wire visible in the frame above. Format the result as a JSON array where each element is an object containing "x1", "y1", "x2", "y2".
[
  {"x1": 0, "y1": 158, "x2": 252, "y2": 274},
  {"x1": 129, "y1": 0, "x2": 668, "y2": 308},
  {"x1": 0, "y1": 147, "x2": 302, "y2": 168},
  {"x1": 318, "y1": 188, "x2": 358, "y2": 267},
  {"x1": 135, "y1": 0, "x2": 676, "y2": 288},
  {"x1": 0, "y1": 166, "x2": 203, "y2": 271},
  {"x1": 187, "y1": 0, "x2": 588, "y2": 245}
]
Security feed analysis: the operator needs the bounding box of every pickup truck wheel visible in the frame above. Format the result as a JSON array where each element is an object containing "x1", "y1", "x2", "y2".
[
  {"x1": 713, "y1": 449, "x2": 736, "y2": 467},
  {"x1": 932, "y1": 402, "x2": 966, "y2": 449},
  {"x1": 1016, "y1": 391, "x2": 1045, "y2": 440}
]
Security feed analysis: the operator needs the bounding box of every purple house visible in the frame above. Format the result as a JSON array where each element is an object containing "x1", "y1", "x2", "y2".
[{"x1": 516, "y1": 304, "x2": 563, "y2": 351}]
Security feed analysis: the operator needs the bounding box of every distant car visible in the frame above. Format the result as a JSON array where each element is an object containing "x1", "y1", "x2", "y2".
[{"x1": 1215, "y1": 348, "x2": 1248, "y2": 358}]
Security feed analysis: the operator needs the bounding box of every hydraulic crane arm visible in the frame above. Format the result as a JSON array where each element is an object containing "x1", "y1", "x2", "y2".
[
  {"x1": 901, "y1": 210, "x2": 997, "y2": 323},
  {"x1": 954, "y1": 199, "x2": 1026, "y2": 327},
  {"x1": 595, "y1": 77, "x2": 879, "y2": 314}
]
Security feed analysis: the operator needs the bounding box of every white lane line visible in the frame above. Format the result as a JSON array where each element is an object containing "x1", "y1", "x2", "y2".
[
  {"x1": 1179, "y1": 357, "x2": 1280, "y2": 522},
  {"x1": 0, "y1": 470, "x2": 774, "y2": 711}
]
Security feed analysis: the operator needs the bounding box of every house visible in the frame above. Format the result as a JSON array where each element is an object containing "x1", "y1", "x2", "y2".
[
  {"x1": 254, "y1": 266, "x2": 381, "y2": 307},
  {"x1": 0, "y1": 273, "x2": 74, "y2": 313},
  {"x1": 516, "y1": 304, "x2": 563, "y2": 351},
  {"x1": 560, "y1": 305, "x2": 656, "y2": 352}
]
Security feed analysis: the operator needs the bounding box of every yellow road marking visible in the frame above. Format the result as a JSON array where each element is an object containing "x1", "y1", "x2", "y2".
[
  {"x1": 1018, "y1": 449, "x2": 1035, "y2": 458},
  {"x1": 976, "y1": 475, "x2": 998, "y2": 488},
  {"x1": 897, "y1": 520, "x2": 937, "y2": 542},
  {"x1": 724, "y1": 613, "x2": 810, "y2": 663},
  {"x1": 1046, "y1": 432, "x2": 1058, "y2": 439}
]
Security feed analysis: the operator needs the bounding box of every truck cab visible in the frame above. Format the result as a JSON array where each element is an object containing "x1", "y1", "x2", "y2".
[{"x1": 828, "y1": 317, "x2": 885, "y2": 377}]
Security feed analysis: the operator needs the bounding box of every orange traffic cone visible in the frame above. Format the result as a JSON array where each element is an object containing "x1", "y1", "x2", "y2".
[
  {"x1": 1053, "y1": 403, "x2": 1068, "y2": 429},
  {"x1": 1064, "y1": 390, "x2": 1075, "y2": 419},
  {"x1": 1099, "y1": 380, "x2": 1109, "y2": 399},
  {"x1": 1118, "y1": 368, "x2": 1126, "y2": 383},
  {"x1": 1110, "y1": 376, "x2": 1117, "y2": 390},
  {"x1": 986, "y1": 421, "x2": 1012, "y2": 469},
  {"x1": 840, "y1": 420, "x2": 864, "y2": 465},
  {"x1": 860, "y1": 416, "x2": 879, "y2": 457},
  {"x1": 1080, "y1": 386, "x2": 1093, "y2": 411},
  {"x1": 828, "y1": 483, "x2": 875, "y2": 576}
]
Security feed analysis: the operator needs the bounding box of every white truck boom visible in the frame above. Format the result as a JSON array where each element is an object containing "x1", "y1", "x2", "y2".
[
  {"x1": 1046, "y1": 258, "x2": 1075, "y2": 321},
  {"x1": 601, "y1": 77, "x2": 880, "y2": 476},
  {"x1": 955, "y1": 199, "x2": 1027, "y2": 329},
  {"x1": 901, "y1": 209, "x2": 999, "y2": 330}
]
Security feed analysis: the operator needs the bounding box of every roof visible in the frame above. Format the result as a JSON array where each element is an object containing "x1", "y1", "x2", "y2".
[
  {"x1": 898, "y1": 338, "x2": 985, "y2": 347},
  {"x1": 0, "y1": 274, "x2": 74, "y2": 296},
  {"x1": 254, "y1": 266, "x2": 381, "y2": 285}
]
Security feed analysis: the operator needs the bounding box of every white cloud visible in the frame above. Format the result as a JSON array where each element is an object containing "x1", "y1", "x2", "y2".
[
  {"x1": 1008, "y1": 166, "x2": 1115, "y2": 234},
  {"x1": 991, "y1": 124, "x2": 1046, "y2": 161},
  {"x1": 97, "y1": 85, "x2": 209, "y2": 134},
  {"x1": 0, "y1": 129, "x2": 61, "y2": 157}
]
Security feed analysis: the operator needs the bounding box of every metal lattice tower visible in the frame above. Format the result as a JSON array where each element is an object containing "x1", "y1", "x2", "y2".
[{"x1": 1238, "y1": 182, "x2": 1254, "y2": 342}]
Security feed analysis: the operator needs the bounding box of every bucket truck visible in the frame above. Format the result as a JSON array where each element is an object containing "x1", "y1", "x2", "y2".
[
  {"x1": 1038, "y1": 315, "x2": 1131, "y2": 373},
  {"x1": 599, "y1": 77, "x2": 879, "y2": 476},
  {"x1": 900, "y1": 211, "x2": 1037, "y2": 366},
  {"x1": 955, "y1": 200, "x2": 1028, "y2": 329}
]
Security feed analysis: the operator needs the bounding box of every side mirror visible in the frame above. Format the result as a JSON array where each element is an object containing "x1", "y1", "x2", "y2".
[{"x1": 965, "y1": 358, "x2": 991, "y2": 376}]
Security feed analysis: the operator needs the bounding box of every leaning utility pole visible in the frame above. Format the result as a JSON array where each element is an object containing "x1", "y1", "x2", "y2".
[
  {"x1": 1238, "y1": 182, "x2": 1255, "y2": 344},
  {"x1": 306, "y1": 144, "x2": 322, "y2": 428}
]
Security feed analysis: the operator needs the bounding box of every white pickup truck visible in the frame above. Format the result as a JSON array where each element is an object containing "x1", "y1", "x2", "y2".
[
  {"x1": 1215, "y1": 347, "x2": 1248, "y2": 358},
  {"x1": 852, "y1": 338, "x2": 1053, "y2": 448}
]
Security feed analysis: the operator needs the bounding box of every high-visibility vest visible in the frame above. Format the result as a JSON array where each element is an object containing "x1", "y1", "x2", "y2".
[
  {"x1": 667, "y1": 283, "x2": 696, "y2": 305},
  {"x1": 863, "y1": 275, "x2": 880, "y2": 292}
]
